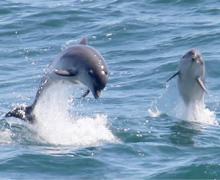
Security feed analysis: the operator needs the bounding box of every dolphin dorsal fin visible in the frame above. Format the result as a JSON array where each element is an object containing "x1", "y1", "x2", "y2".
[{"x1": 79, "y1": 37, "x2": 88, "y2": 45}]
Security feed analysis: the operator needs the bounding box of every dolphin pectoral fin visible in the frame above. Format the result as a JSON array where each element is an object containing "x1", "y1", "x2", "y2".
[
  {"x1": 81, "y1": 89, "x2": 90, "y2": 98},
  {"x1": 79, "y1": 37, "x2": 88, "y2": 45},
  {"x1": 54, "y1": 69, "x2": 78, "y2": 76},
  {"x1": 197, "y1": 77, "x2": 208, "y2": 94},
  {"x1": 166, "y1": 71, "x2": 180, "y2": 82}
]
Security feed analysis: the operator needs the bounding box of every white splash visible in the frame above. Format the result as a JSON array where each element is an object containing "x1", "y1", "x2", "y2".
[
  {"x1": 0, "y1": 129, "x2": 12, "y2": 144},
  {"x1": 33, "y1": 81, "x2": 117, "y2": 146},
  {"x1": 148, "y1": 80, "x2": 218, "y2": 125}
]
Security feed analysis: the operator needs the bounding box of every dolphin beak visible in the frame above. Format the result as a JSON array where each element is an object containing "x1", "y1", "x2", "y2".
[
  {"x1": 192, "y1": 55, "x2": 203, "y2": 65},
  {"x1": 93, "y1": 89, "x2": 101, "y2": 99},
  {"x1": 194, "y1": 58, "x2": 203, "y2": 65},
  {"x1": 197, "y1": 58, "x2": 203, "y2": 65},
  {"x1": 91, "y1": 85, "x2": 102, "y2": 99}
]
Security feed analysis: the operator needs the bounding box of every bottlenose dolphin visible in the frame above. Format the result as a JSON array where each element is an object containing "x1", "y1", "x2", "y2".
[
  {"x1": 167, "y1": 49, "x2": 207, "y2": 105},
  {"x1": 6, "y1": 38, "x2": 109, "y2": 123}
]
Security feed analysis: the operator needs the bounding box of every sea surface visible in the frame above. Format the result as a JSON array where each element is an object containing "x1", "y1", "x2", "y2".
[{"x1": 1, "y1": 0, "x2": 220, "y2": 179}]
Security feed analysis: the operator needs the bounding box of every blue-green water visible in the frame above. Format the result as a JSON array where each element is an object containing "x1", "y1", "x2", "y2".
[{"x1": 1, "y1": 0, "x2": 220, "y2": 179}]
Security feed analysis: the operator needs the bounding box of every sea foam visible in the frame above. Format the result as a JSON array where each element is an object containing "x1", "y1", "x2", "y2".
[
  {"x1": 32, "y1": 81, "x2": 117, "y2": 146},
  {"x1": 148, "y1": 80, "x2": 218, "y2": 125}
]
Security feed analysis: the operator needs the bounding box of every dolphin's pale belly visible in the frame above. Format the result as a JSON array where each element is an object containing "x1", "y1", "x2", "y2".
[
  {"x1": 178, "y1": 75, "x2": 204, "y2": 104},
  {"x1": 32, "y1": 80, "x2": 74, "y2": 122}
]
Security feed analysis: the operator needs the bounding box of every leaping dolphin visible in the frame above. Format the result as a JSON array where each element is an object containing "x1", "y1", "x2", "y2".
[
  {"x1": 6, "y1": 37, "x2": 109, "y2": 123},
  {"x1": 167, "y1": 49, "x2": 207, "y2": 105}
]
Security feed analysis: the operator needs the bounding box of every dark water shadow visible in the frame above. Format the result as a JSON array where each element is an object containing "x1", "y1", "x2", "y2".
[{"x1": 169, "y1": 120, "x2": 203, "y2": 146}]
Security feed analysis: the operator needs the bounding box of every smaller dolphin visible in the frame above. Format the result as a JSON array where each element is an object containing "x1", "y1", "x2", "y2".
[
  {"x1": 167, "y1": 49, "x2": 207, "y2": 105},
  {"x1": 6, "y1": 37, "x2": 109, "y2": 123}
]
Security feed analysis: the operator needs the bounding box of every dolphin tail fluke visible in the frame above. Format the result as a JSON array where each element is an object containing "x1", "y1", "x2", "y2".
[{"x1": 5, "y1": 105, "x2": 34, "y2": 123}]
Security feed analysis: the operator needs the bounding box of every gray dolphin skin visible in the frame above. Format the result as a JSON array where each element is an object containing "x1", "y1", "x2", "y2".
[
  {"x1": 167, "y1": 49, "x2": 207, "y2": 105},
  {"x1": 6, "y1": 37, "x2": 109, "y2": 123}
]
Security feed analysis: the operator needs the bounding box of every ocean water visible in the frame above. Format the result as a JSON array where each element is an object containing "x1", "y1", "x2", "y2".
[{"x1": 1, "y1": 0, "x2": 220, "y2": 179}]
